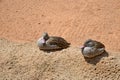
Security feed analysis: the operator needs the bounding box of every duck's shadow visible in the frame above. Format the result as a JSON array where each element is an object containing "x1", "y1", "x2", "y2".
[
  {"x1": 84, "y1": 50, "x2": 109, "y2": 65},
  {"x1": 39, "y1": 48, "x2": 63, "y2": 53}
]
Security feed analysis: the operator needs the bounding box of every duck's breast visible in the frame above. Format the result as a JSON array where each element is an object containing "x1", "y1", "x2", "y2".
[
  {"x1": 82, "y1": 47, "x2": 96, "y2": 58},
  {"x1": 37, "y1": 37, "x2": 45, "y2": 47}
]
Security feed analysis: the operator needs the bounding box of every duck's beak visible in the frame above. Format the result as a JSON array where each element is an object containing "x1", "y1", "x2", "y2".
[
  {"x1": 80, "y1": 46, "x2": 85, "y2": 49},
  {"x1": 41, "y1": 38, "x2": 46, "y2": 45}
]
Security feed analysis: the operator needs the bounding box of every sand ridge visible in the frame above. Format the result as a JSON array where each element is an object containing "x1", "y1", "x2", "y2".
[{"x1": 0, "y1": 38, "x2": 120, "y2": 80}]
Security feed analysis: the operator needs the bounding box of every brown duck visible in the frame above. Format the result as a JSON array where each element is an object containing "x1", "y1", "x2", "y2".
[
  {"x1": 37, "y1": 32, "x2": 70, "y2": 50},
  {"x1": 81, "y1": 39, "x2": 105, "y2": 58}
]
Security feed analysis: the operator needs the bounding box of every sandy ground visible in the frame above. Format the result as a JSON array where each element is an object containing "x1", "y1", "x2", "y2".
[
  {"x1": 0, "y1": 38, "x2": 120, "y2": 80},
  {"x1": 0, "y1": 0, "x2": 120, "y2": 80},
  {"x1": 0, "y1": 0, "x2": 120, "y2": 51}
]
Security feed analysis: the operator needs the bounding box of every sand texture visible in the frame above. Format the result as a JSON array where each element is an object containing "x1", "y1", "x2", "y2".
[
  {"x1": 0, "y1": 39, "x2": 120, "y2": 80},
  {"x1": 0, "y1": 0, "x2": 120, "y2": 80}
]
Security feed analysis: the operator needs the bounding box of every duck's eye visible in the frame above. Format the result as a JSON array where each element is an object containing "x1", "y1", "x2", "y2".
[{"x1": 44, "y1": 36, "x2": 49, "y2": 40}]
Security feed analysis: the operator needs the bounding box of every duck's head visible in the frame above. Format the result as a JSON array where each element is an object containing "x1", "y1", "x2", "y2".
[
  {"x1": 42, "y1": 32, "x2": 49, "y2": 41},
  {"x1": 81, "y1": 39, "x2": 95, "y2": 49},
  {"x1": 84, "y1": 39, "x2": 95, "y2": 47}
]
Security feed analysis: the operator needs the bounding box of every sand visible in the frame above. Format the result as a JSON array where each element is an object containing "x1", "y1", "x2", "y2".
[
  {"x1": 0, "y1": 0, "x2": 120, "y2": 80},
  {"x1": 0, "y1": 38, "x2": 120, "y2": 80},
  {"x1": 0, "y1": 0, "x2": 120, "y2": 51}
]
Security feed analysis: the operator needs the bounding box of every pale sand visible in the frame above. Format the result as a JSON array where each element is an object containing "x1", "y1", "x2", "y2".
[{"x1": 0, "y1": 38, "x2": 120, "y2": 80}]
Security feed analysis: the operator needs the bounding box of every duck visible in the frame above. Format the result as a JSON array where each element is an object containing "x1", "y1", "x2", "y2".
[
  {"x1": 37, "y1": 32, "x2": 70, "y2": 50},
  {"x1": 81, "y1": 39, "x2": 105, "y2": 58}
]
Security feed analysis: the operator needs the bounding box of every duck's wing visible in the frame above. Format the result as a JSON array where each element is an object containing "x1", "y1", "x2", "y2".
[
  {"x1": 46, "y1": 36, "x2": 70, "y2": 48},
  {"x1": 94, "y1": 41, "x2": 105, "y2": 48}
]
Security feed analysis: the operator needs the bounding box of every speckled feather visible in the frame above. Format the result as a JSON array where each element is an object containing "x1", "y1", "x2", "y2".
[{"x1": 46, "y1": 36, "x2": 70, "y2": 49}]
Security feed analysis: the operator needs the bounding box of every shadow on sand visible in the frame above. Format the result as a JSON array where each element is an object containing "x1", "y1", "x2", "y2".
[
  {"x1": 84, "y1": 50, "x2": 109, "y2": 65},
  {"x1": 39, "y1": 48, "x2": 64, "y2": 53}
]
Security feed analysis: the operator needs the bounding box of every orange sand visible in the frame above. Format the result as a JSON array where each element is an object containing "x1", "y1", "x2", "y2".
[{"x1": 0, "y1": 0, "x2": 120, "y2": 51}]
